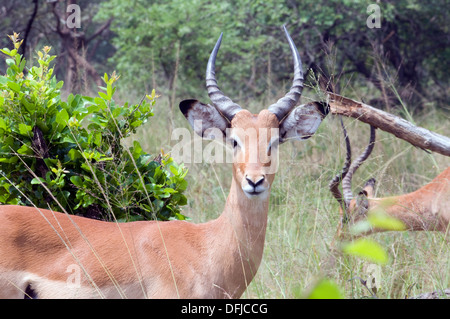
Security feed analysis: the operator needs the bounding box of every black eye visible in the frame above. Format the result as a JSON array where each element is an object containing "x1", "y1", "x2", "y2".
[
  {"x1": 267, "y1": 140, "x2": 278, "y2": 155},
  {"x1": 232, "y1": 139, "x2": 238, "y2": 148}
]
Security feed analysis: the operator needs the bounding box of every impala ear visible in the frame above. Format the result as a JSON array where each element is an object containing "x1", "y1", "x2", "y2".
[
  {"x1": 179, "y1": 99, "x2": 229, "y2": 140},
  {"x1": 361, "y1": 178, "x2": 376, "y2": 198},
  {"x1": 278, "y1": 101, "x2": 328, "y2": 143},
  {"x1": 354, "y1": 178, "x2": 376, "y2": 216}
]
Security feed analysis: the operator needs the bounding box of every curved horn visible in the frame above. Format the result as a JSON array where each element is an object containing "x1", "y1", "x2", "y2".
[
  {"x1": 268, "y1": 25, "x2": 304, "y2": 121},
  {"x1": 342, "y1": 125, "x2": 376, "y2": 209},
  {"x1": 329, "y1": 117, "x2": 352, "y2": 210},
  {"x1": 206, "y1": 33, "x2": 242, "y2": 121}
]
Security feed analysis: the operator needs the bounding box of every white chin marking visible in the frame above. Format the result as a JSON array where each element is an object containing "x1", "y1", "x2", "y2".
[{"x1": 242, "y1": 189, "x2": 268, "y2": 200}]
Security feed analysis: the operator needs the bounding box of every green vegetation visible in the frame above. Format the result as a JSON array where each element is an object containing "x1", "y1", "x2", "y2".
[
  {"x1": 0, "y1": 34, "x2": 188, "y2": 221},
  {"x1": 94, "y1": 0, "x2": 448, "y2": 113},
  {"x1": 1, "y1": 1, "x2": 448, "y2": 113}
]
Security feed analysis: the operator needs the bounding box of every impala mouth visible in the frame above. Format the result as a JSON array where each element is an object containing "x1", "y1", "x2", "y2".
[
  {"x1": 242, "y1": 186, "x2": 268, "y2": 199},
  {"x1": 247, "y1": 190, "x2": 263, "y2": 196}
]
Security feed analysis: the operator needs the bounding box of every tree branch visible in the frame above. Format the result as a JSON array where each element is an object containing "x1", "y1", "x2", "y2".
[
  {"x1": 21, "y1": 0, "x2": 39, "y2": 56},
  {"x1": 326, "y1": 92, "x2": 450, "y2": 157},
  {"x1": 86, "y1": 18, "x2": 112, "y2": 44}
]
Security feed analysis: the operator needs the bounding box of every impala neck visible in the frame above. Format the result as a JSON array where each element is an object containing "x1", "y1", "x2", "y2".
[
  {"x1": 358, "y1": 168, "x2": 450, "y2": 233},
  {"x1": 208, "y1": 176, "x2": 270, "y2": 298},
  {"x1": 222, "y1": 177, "x2": 269, "y2": 251}
]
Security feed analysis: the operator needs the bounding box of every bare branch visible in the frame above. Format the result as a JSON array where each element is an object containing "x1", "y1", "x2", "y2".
[{"x1": 326, "y1": 92, "x2": 450, "y2": 157}]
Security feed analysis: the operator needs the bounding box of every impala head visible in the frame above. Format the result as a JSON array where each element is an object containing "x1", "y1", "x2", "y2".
[
  {"x1": 329, "y1": 119, "x2": 377, "y2": 223},
  {"x1": 180, "y1": 26, "x2": 328, "y2": 199}
]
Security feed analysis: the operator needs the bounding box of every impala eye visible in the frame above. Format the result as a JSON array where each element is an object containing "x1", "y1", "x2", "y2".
[
  {"x1": 228, "y1": 136, "x2": 241, "y2": 150},
  {"x1": 267, "y1": 139, "x2": 279, "y2": 155}
]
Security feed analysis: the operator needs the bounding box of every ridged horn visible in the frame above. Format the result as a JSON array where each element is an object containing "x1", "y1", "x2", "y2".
[
  {"x1": 268, "y1": 25, "x2": 304, "y2": 121},
  {"x1": 329, "y1": 117, "x2": 352, "y2": 211},
  {"x1": 342, "y1": 125, "x2": 377, "y2": 209},
  {"x1": 206, "y1": 33, "x2": 242, "y2": 121}
]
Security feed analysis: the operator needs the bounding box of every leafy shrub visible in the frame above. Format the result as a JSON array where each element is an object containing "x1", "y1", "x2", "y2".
[{"x1": 0, "y1": 33, "x2": 188, "y2": 221}]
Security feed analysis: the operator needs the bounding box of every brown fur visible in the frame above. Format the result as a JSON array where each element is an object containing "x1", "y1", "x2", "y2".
[{"x1": 350, "y1": 167, "x2": 450, "y2": 233}]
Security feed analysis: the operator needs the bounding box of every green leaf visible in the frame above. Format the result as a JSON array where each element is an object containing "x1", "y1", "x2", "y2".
[
  {"x1": 0, "y1": 157, "x2": 17, "y2": 164},
  {"x1": 367, "y1": 210, "x2": 406, "y2": 231},
  {"x1": 31, "y1": 177, "x2": 46, "y2": 185},
  {"x1": 55, "y1": 81, "x2": 64, "y2": 90},
  {"x1": 98, "y1": 91, "x2": 110, "y2": 100},
  {"x1": 55, "y1": 108, "x2": 69, "y2": 129},
  {"x1": 70, "y1": 94, "x2": 82, "y2": 109},
  {"x1": 177, "y1": 194, "x2": 187, "y2": 206},
  {"x1": 349, "y1": 220, "x2": 372, "y2": 235},
  {"x1": 112, "y1": 106, "x2": 125, "y2": 117},
  {"x1": 61, "y1": 135, "x2": 76, "y2": 144},
  {"x1": 92, "y1": 132, "x2": 102, "y2": 146},
  {"x1": 17, "y1": 144, "x2": 32, "y2": 155},
  {"x1": 7, "y1": 81, "x2": 21, "y2": 93},
  {"x1": 21, "y1": 96, "x2": 35, "y2": 113},
  {"x1": 130, "y1": 120, "x2": 143, "y2": 128},
  {"x1": 177, "y1": 179, "x2": 188, "y2": 192},
  {"x1": 131, "y1": 140, "x2": 143, "y2": 158},
  {"x1": 107, "y1": 83, "x2": 112, "y2": 98},
  {"x1": 90, "y1": 115, "x2": 108, "y2": 127},
  {"x1": 70, "y1": 175, "x2": 83, "y2": 187},
  {"x1": 15, "y1": 54, "x2": 22, "y2": 67},
  {"x1": 342, "y1": 238, "x2": 388, "y2": 265},
  {"x1": 306, "y1": 279, "x2": 344, "y2": 299},
  {"x1": 18, "y1": 123, "x2": 32, "y2": 135},
  {"x1": 0, "y1": 118, "x2": 6, "y2": 130},
  {"x1": 97, "y1": 156, "x2": 113, "y2": 162},
  {"x1": 19, "y1": 57, "x2": 26, "y2": 72},
  {"x1": 68, "y1": 148, "x2": 82, "y2": 160},
  {"x1": 0, "y1": 48, "x2": 11, "y2": 56},
  {"x1": 94, "y1": 97, "x2": 108, "y2": 110},
  {"x1": 169, "y1": 164, "x2": 180, "y2": 176},
  {"x1": 6, "y1": 58, "x2": 15, "y2": 67}
]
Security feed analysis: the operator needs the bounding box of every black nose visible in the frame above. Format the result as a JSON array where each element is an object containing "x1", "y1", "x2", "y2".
[{"x1": 246, "y1": 176, "x2": 265, "y2": 188}]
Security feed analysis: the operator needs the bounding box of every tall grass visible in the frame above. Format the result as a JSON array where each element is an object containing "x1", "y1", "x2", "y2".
[{"x1": 136, "y1": 93, "x2": 450, "y2": 298}]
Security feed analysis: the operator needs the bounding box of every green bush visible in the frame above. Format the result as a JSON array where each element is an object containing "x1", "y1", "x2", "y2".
[{"x1": 0, "y1": 33, "x2": 188, "y2": 221}]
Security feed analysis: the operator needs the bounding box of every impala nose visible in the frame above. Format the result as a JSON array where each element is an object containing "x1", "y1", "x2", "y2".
[
  {"x1": 245, "y1": 175, "x2": 265, "y2": 188},
  {"x1": 243, "y1": 175, "x2": 267, "y2": 198}
]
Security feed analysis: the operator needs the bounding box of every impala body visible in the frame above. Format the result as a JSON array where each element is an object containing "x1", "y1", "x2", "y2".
[
  {"x1": 350, "y1": 167, "x2": 450, "y2": 232},
  {"x1": 0, "y1": 27, "x2": 327, "y2": 298}
]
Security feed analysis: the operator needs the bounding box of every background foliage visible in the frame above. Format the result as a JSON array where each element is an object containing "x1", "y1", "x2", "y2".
[{"x1": 0, "y1": 0, "x2": 448, "y2": 112}]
